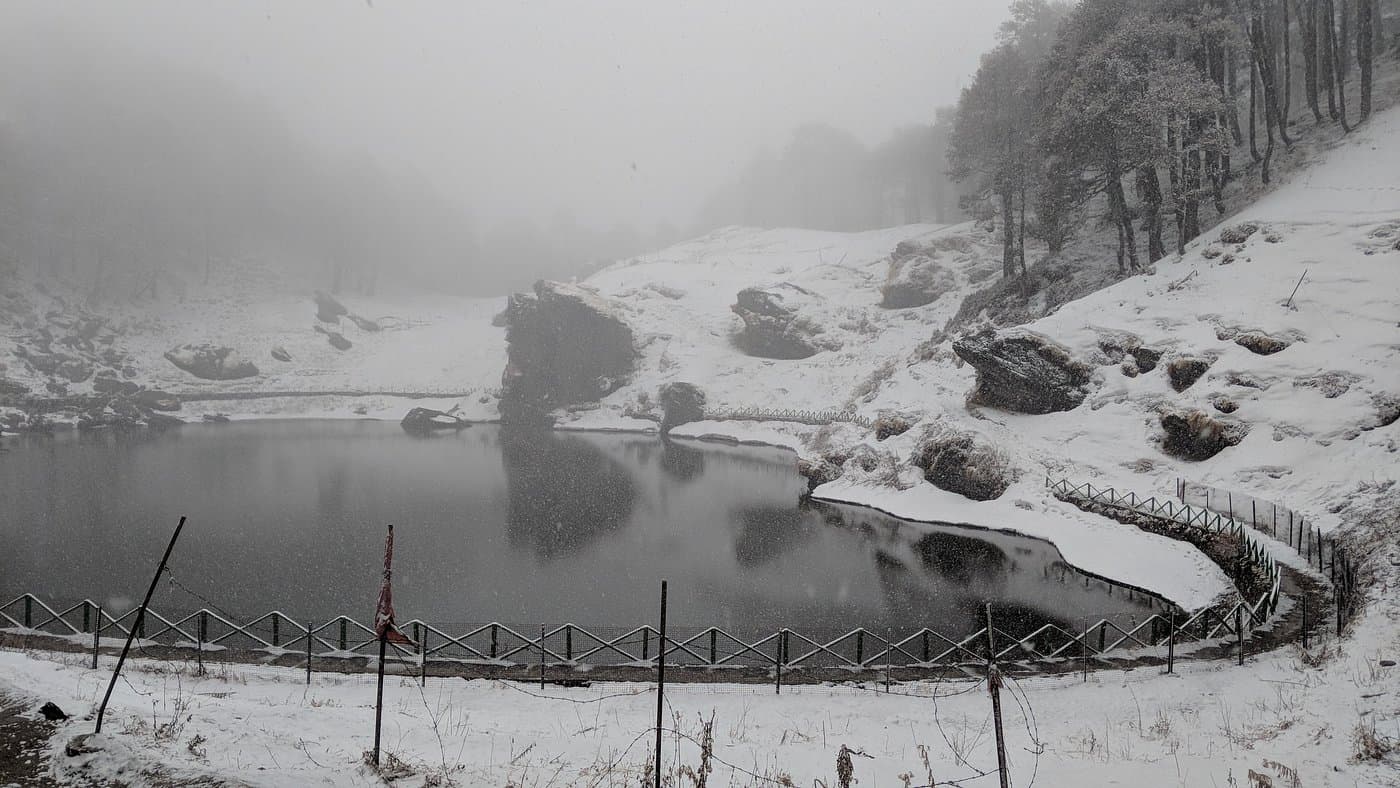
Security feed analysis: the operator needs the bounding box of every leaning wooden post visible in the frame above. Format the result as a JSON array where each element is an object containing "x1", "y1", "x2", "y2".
[
  {"x1": 95, "y1": 515, "x2": 187, "y2": 734},
  {"x1": 305, "y1": 621, "x2": 313, "y2": 685},
  {"x1": 985, "y1": 604, "x2": 1011, "y2": 788},
  {"x1": 654, "y1": 580, "x2": 668, "y2": 788}
]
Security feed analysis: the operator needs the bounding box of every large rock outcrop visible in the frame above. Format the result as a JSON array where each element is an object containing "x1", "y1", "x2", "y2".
[
  {"x1": 913, "y1": 427, "x2": 1013, "y2": 501},
  {"x1": 1159, "y1": 409, "x2": 1249, "y2": 460},
  {"x1": 730, "y1": 283, "x2": 834, "y2": 359},
  {"x1": 952, "y1": 329, "x2": 1095, "y2": 414},
  {"x1": 163, "y1": 344, "x2": 259, "y2": 380},
  {"x1": 658, "y1": 382, "x2": 706, "y2": 433},
  {"x1": 501, "y1": 280, "x2": 636, "y2": 425}
]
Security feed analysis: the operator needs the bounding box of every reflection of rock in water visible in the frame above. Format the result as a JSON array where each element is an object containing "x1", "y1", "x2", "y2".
[
  {"x1": 732, "y1": 506, "x2": 812, "y2": 566},
  {"x1": 973, "y1": 600, "x2": 1075, "y2": 652},
  {"x1": 500, "y1": 429, "x2": 637, "y2": 559},
  {"x1": 659, "y1": 438, "x2": 705, "y2": 483},
  {"x1": 915, "y1": 531, "x2": 1007, "y2": 585}
]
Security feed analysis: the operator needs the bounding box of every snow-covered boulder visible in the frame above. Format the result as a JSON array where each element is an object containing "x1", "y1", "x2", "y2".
[
  {"x1": 163, "y1": 344, "x2": 259, "y2": 380},
  {"x1": 314, "y1": 325, "x2": 352, "y2": 350},
  {"x1": 400, "y1": 407, "x2": 469, "y2": 434},
  {"x1": 880, "y1": 243, "x2": 956, "y2": 309},
  {"x1": 501, "y1": 280, "x2": 636, "y2": 425},
  {"x1": 1167, "y1": 355, "x2": 1212, "y2": 392},
  {"x1": 1159, "y1": 409, "x2": 1249, "y2": 461},
  {"x1": 952, "y1": 328, "x2": 1094, "y2": 414},
  {"x1": 913, "y1": 427, "x2": 1013, "y2": 501},
  {"x1": 730, "y1": 283, "x2": 835, "y2": 359}
]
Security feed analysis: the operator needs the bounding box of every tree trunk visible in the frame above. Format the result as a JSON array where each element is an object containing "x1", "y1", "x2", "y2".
[
  {"x1": 1168, "y1": 120, "x2": 1185, "y2": 255},
  {"x1": 1106, "y1": 152, "x2": 1139, "y2": 274},
  {"x1": 1000, "y1": 185, "x2": 1016, "y2": 279},
  {"x1": 1282, "y1": 0, "x2": 1293, "y2": 124},
  {"x1": 1358, "y1": 0, "x2": 1373, "y2": 120},
  {"x1": 1226, "y1": 47, "x2": 1245, "y2": 145},
  {"x1": 1322, "y1": 0, "x2": 1339, "y2": 118},
  {"x1": 1299, "y1": 0, "x2": 1324, "y2": 122},
  {"x1": 1249, "y1": 57, "x2": 1263, "y2": 162},
  {"x1": 1328, "y1": 0, "x2": 1354, "y2": 131},
  {"x1": 1016, "y1": 183, "x2": 1027, "y2": 277},
  {"x1": 1371, "y1": 0, "x2": 1384, "y2": 54},
  {"x1": 1135, "y1": 166, "x2": 1166, "y2": 263},
  {"x1": 1253, "y1": 3, "x2": 1295, "y2": 146}
]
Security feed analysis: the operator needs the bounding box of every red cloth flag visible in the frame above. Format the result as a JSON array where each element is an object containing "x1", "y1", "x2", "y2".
[{"x1": 374, "y1": 525, "x2": 414, "y2": 645}]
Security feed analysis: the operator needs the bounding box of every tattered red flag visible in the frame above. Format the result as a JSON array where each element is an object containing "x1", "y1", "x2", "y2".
[{"x1": 374, "y1": 524, "x2": 414, "y2": 645}]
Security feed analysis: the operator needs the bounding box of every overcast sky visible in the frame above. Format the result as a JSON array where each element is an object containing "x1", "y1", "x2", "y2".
[{"x1": 12, "y1": 0, "x2": 1007, "y2": 233}]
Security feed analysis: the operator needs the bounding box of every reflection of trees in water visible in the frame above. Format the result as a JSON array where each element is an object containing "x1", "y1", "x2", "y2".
[
  {"x1": 731, "y1": 505, "x2": 814, "y2": 566},
  {"x1": 500, "y1": 428, "x2": 637, "y2": 559},
  {"x1": 659, "y1": 438, "x2": 705, "y2": 483},
  {"x1": 915, "y1": 531, "x2": 1007, "y2": 585}
]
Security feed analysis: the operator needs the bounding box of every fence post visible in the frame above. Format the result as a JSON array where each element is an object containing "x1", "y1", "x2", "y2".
[
  {"x1": 565, "y1": 624, "x2": 573, "y2": 663},
  {"x1": 1236, "y1": 607, "x2": 1245, "y2": 666},
  {"x1": 709, "y1": 628, "x2": 717, "y2": 666},
  {"x1": 1251, "y1": 501, "x2": 1257, "y2": 530},
  {"x1": 1081, "y1": 618, "x2": 1088, "y2": 682},
  {"x1": 774, "y1": 630, "x2": 784, "y2": 695},
  {"x1": 884, "y1": 640, "x2": 892, "y2": 693},
  {"x1": 490, "y1": 624, "x2": 498, "y2": 659},
  {"x1": 306, "y1": 622, "x2": 313, "y2": 685},
  {"x1": 92, "y1": 605, "x2": 102, "y2": 670},
  {"x1": 83, "y1": 601, "x2": 91, "y2": 634},
  {"x1": 539, "y1": 623, "x2": 546, "y2": 690},
  {"x1": 197, "y1": 611, "x2": 206, "y2": 675},
  {"x1": 24, "y1": 595, "x2": 32, "y2": 629},
  {"x1": 1166, "y1": 610, "x2": 1175, "y2": 674},
  {"x1": 272, "y1": 614, "x2": 280, "y2": 649},
  {"x1": 1301, "y1": 596, "x2": 1309, "y2": 650},
  {"x1": 339, "y1": 618, "x2": 347, "y2": 651},
  {"x1": 420, "y1": 629, "x2": 429, "y2": 688},
  {"x1": 922, "y1": 630, "x2": 930, "y2": 663}
]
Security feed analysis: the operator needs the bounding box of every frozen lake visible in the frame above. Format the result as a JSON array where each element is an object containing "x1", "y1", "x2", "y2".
[{"x1": 0, "y1": 421, "x2": 1162, "y2": 640}]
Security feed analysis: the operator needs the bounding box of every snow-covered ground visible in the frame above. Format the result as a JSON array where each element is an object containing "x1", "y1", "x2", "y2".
[{"x1": 3, "y1": 601, "x2": 1396, "y2": 788}]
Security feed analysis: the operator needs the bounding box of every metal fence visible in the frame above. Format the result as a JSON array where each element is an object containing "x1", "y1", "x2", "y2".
[
  {"x1": 1045, "y1": 477, "x2": 1282, "y2": 630},
  {"x1": 1175, "y1": 479, "x2": 1360, "y2": 631},
  {"x1": 0, "y1": 586, "x2": 1251, "y2": 677},
  {"x1": 702, "y1": 406, "x2": 875, "y2": 431}
]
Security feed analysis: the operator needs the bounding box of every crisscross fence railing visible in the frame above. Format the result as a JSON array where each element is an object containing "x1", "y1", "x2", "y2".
[
  {"x1": 703, "y1": 406, "x2": 875, "y2": 431},
  {"x1": 3, "y1": 585, "x2": 1265, "y2": 680},
  {"x1": 1174, "y1": 480, "x2": 1360, "y2": 632},
  {"x1": 1045, "y1": 477, "x2": 1282, "y2": 632}
]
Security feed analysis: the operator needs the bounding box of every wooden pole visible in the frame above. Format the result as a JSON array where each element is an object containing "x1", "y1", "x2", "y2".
[
  {"x1": 306, "y1": 622, "x2": 313, "y2": 686},
  {"x1": 372, "y1": 633, "x2": 387, "y2": 767},
  {"x1": 1236, "y1": 607, "x2": 1245, "y2": 666},
  {"x1": 654, "y1": 580, "x2": 668, "y2": 788},
  {"x1": 420, "y1": 629, "x2": 428, "y2": 688},
  {"x1": 92, "y1": 605, "x2": 102, "y2": 670},
  {"x1": 539, "y1": 623, "x2": 546, "y2": 690},
  {"x1": 985, "y1": 604, "x2": 1011, "y2": 788},
  {"x1": 1166, "y1": 609, "x2": 1175, "y2": 674},
  {"x1": 95, "y1": 515, "x2": 187, "y2": 734}
]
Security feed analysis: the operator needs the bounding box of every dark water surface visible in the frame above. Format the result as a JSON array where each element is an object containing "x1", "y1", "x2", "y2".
[{"x1": 0, "y1": 421, "x2": 1161, "y2": 639}]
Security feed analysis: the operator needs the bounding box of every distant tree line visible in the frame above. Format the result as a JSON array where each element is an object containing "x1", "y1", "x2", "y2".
[
  {"x1": 949, "y1": 0, "x2": 1391, "y2": 280},
  {"x1": 697, "y1": 118, "x2": 965, "y2": 233}
]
